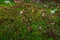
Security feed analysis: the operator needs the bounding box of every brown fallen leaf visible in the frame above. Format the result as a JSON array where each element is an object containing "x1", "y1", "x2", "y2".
[{"x1": 27, "y1": 26, "x2": 31, "y2": 30}]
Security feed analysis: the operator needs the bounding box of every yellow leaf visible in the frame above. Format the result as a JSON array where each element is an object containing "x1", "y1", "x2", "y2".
[{"x1": 32, "y1": 8, "x2": 34, "y2": 12}]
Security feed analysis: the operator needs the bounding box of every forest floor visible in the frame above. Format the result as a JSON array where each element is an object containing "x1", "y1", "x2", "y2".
[{"x1": 0, "y1": 2, "x2": 60, "y2": 40}]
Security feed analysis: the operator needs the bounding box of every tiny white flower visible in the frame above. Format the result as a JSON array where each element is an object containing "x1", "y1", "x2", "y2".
[
  {"x1": 36, "y1": 1, "x2": 39, "y2": 3},
  {"x1": 20, "y1": 11, "x2": 23, "y2": 14},
  {"x1": 38, "y1": 26, "x2": 42, "y2": 29},
  {"x1": 42, "y1": 13, "x2": 45, "y2": 17},
  {"x1": 29, "y1": 19, "x2": 32, "y2": 21},
  {"x1": 43, "y1": 4, "x2": 48, "y2": 8},
  {"x1": 4, "y1": 1, "x2": 11, "y2": 4},
  {"x1": 50, "y1": 22, "x2": 55, "y2": 25},
  {"x1": 50, "y1": 10, "x2": 55, "y2": 14},
  {"x1": 50, "y1": 9, "x2": 57, "y2": 14},
  {"x1": 20, "y1": 10, "x2": 24, "y2": 14}
]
